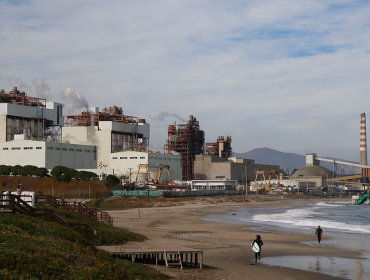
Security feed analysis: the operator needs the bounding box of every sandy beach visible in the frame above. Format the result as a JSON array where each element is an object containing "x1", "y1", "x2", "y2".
[{"x1": 100, "y1": 196, "x2": 359, "y2": 280}]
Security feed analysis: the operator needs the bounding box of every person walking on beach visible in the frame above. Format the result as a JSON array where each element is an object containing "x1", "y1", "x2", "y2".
[
  {"x1": 251, "y1": 234, "x2": 263, "y2": 262},
  {"x1": 315, "y1": 225, "x2": 323, "y2": 243}
]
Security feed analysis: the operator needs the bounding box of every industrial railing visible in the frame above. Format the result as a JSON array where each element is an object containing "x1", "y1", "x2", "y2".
[
  {"x1": 0, "y1": 194, "x2": 100, "y2": 242},
  {"x1": 35, "y1": 195, "x2": 113, "y2": 226}
]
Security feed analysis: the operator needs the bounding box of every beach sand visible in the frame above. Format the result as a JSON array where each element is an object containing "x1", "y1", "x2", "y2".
[{"x1": 100, "y1": 196, "x2": 358, "y2": 279}]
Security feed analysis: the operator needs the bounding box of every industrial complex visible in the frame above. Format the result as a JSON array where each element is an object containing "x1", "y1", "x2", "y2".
[
  {"x1": 0, "y1": 86, "x2": 279, "y2": 193},
  {"x1": 1, "y1": 86, "x2": 369, "y2": 196}
]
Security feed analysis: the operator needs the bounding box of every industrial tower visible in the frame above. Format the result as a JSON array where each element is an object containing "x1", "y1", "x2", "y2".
[{"x1": 165, "y1": 115, "x2": 205, "y2": 180}]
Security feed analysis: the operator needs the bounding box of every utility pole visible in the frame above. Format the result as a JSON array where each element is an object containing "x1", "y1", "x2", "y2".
[{"x1": 244, "y1": 165, "x2": 248, "y2": 195}]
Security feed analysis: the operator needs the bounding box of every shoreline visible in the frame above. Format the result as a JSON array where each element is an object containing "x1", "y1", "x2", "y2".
[{"x1": 101, "y1": 196, "x2": 358, "y2": 279}]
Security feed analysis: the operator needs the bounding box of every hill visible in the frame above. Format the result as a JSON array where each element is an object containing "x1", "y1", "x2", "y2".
[
  {"x1": 0, "y1": 208, "x2": 169, "y2": 279},
  {"x1": 234, "y1": 147, "x2": 359, "y2": 175},
  {"x1": 234, "y1": 147, "x2": 305, "y2": 174}
]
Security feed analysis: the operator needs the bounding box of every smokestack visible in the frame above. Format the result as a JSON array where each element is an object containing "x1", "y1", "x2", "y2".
[{"x1": 360, "y1": 113, "x2": 367, "y2": 166}]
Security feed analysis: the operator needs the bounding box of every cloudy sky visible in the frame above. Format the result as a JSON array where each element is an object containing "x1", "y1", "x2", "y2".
[{"x1": 1, "y1": 0, "x2": 370, "y2": 161}]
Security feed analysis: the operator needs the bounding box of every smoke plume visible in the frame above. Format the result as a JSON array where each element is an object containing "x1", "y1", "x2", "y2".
[
  {"x1": 61, "y1": 88, "x2": 89, "y2": 114},
  {"x1": 32, "y1": 79, "x2": 50, "y2": 98},
  {"x1": 153, "y1": 112, "x2": 186, "y2": 123}
]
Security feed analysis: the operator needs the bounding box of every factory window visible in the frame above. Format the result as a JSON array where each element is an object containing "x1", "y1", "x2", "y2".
[
  {"x1": 55, "y1": 148, "x2": 60, "y2": 150},
  {"x1": 84, "y1": 150, "x2": 90, "y2": 152},
  {"x1": 122, "y1": 157, "x2": 127, "y2": 159},
  {"x1": 130, "y1": 157, "x2": 137, "y2": 159},
  {"x1": 76, "y1": 149, "x2": 82, "y2": 152},
  {"x1": 24, "y1": 147, "x2": 33, "y2": 150},
  {"x1": 69, "y1": 149, "x2": 74, "y2": 151},
  {"x1": 62, "y1": 148, "x2": 67, "y2": 151},
  {"x1": 11, "y1": 147, "x2": 21, "y2": 150},
  {"x1": 36, "y1": 147, "x2": 42, "y2": 150},
  {"x1": 47, "y1": 147, "x2": 54, "y2": 150},
  {"x1": 140, "y1": 157, "x2": 145, "y2": 159},
  {"x1": 2, "y1": 148, "x2": 8, "y2": 150},
  {"x1": 113, "y1": 157, "x2": 117, "y2": 159}
]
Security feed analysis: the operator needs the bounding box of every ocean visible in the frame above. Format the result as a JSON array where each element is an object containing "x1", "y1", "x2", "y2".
[{"x1": 204, "y1": 199, "x2": 370, "y2": 280}]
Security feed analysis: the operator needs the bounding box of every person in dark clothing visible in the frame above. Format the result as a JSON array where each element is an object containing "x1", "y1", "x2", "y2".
[
  {"x1": 252, "y1": 234, "x2": 263, "y2": 262},
  {"x1": 315, "y1": 225, "x2": 323, "y2": 243}
]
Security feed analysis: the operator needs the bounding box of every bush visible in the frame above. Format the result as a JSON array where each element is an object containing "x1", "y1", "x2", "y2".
[
  {"x1": 105, "y1": 175, "x2": 120, "y2": 188},
  {"x1": 51, "y1": 166, "x2": 77, "y2": 182},
  {"x1": 11, "y1": 165, "x2": 22, "y2": 176},
  {"x1": 0, "y1": 165, "x2": 12, "y2": 176},
  {"x1": 76, "y1": 171, "x2": 98, "y2": 180}
]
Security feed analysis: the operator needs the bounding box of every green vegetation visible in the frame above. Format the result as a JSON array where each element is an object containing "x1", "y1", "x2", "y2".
[
  {"x1": 105, "y1": 174, "x2": 121, "y2": 188},
  {"x1": 50, "y1": 165, "x2": 98, "y2": 182},
  {"x1": 0, "y1": 164, "x2": 48, "y2": 177},
  {"x1": 0, "y1": 211, "x2": 170, "y2": 279}
]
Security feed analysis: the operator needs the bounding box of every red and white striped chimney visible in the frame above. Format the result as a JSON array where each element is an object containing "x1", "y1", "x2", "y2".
[{"x1": 360, "y1": 113, "x2": 367, "y2": 166}]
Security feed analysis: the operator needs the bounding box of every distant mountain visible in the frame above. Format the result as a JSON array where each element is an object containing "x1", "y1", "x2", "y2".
[
  {"x1": 234, "y1": 147, "x2": 304, "y2": 174},
  {"x1": 234, "y1": 147, "x2": 358, "y2": 175}
]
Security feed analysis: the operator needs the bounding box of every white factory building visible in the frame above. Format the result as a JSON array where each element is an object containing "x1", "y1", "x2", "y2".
[
  {"x1": 0, "y1": 87, "x2": 182, "y2": 181},
  {"x1": 108, "y1": 151, "x2": 182, "y2": 183},
  {"x1": 0, "y1": 136, "x2": 96, "y2": 169}
]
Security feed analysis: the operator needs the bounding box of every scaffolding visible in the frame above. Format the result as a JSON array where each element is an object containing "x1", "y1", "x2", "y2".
[
  {"x1": 64, "y1": 106, "x2": 145, "y2": 127},
  {"x1": 0, "y1": 87, "x2": 46, "y2": 107},
  {"x1": 206, "y1": 136, "x2": 232, "y2": 157},
  {"x1": 165, "y1": 115, "x2": 205, "y2": 181}
]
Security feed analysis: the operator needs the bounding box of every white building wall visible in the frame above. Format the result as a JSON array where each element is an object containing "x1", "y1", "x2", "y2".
[
  {"x1": 62, "y1": 126, "x2": 110, "y2": 167},
  {"x1": 0, "y1": 141, "x2": 46, "y2": 167},
  {"x1": 0, "y1": 140, "x2": 96, "y2": 169},
  {"x1": 108, "y1": 151, "x2": 182, "y2": 182},
  {"x1": 0, "y1": 115, "x2": 6, "y2": 142}
]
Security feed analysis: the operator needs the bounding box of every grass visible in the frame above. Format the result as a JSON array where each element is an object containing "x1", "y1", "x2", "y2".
[{"x1": 0, "y1": 212, "x2": 170, "y2": 280}]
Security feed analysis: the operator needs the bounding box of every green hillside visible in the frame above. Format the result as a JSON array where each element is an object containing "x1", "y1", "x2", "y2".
[{"x1": 0, "y1": 210, "x2": 170, "y2": 280}]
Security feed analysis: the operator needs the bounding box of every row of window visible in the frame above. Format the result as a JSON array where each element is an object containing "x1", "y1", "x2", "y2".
[
  {"x1": 46, "y1": 147, "x2": 92, "y2": 152},
  {"x1": 2, "y1": 147, "x2": 93, "y2": 152},
  {"x1": 3, "y1": 147, "x2": 42, "y2": 150},
  {"x1": 112, "y1": 156, "x2": 146, "y2": 160},
  {"x1": 192, "y1": 185, "x2": 235, "y2": 190}
]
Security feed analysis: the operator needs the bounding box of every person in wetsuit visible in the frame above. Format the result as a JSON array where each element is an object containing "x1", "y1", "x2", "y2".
[
  {"x1": 252, "y1": 234, "x2": 264, "y2": 262},
  {"x1": 315, "y1": 225, "x2": 323, "y2": 243}
]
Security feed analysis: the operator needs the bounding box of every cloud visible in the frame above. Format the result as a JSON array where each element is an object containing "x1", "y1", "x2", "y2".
[{"x1": 1, "y1": 0, "x2": 370, "y2": 161}]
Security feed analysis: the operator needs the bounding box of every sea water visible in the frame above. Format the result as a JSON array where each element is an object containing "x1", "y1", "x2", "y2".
[{"x1": 204, "y1": 199, "x2": 370, "y2": 280}]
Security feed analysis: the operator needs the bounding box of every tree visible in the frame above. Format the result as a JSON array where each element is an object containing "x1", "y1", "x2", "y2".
[
  {"x1": 105, "y1": 174, "x2": 120, "y2": 188},
  {"x1": 50, "y1": 166, "x2": 77, "y2": 182},
  {"x1": 76, "y1": 171, "x2": 98, "y2": 180},
  {"x1": 0, "y1": 165, "x2": 12, "y2": 176},
  {"x1": 35, "y1": 168, "x2": 48, "y2": 177}
]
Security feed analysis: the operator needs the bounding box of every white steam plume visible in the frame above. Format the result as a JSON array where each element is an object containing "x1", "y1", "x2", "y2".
[
  {"x1": 61, "y1": 88, "x2": 89, "y2": 114},
  {"x1": 32, "y1": 79, "x2": 50, "y2": 98}
]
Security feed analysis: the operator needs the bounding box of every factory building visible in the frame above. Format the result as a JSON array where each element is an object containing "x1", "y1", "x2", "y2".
[
  {"x1": 0, "y1": 87, "x2": 63, "y2": 142},
  {"x1": 0, "y1": 136, "x2": 96, "y2": 169},
  {"x1": 108, "y1": 151, "x2": 182, "y2": 182},
  {"x1": 0, "y1": 87, "x2": 96, "y2": 169},
  {"x1": 193, "y1": 154, "x2": 279, "y2": 184},
  {"x1": 205, "y1": 136, "x2": 232, "y2": 158},
  {"x1": 62, "y1": 106, "x2": 150, "y2": 169},
  {"x1": 165, "y1": 115, "x2": 205, "y2": 181},
  {"x1": 0, "y1": 87, "x2": 180, "y2": 179}
]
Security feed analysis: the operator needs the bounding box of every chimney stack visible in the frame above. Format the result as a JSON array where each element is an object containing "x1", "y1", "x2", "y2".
[{"x1": 360, "y1": 113, "x2": 367, "y2": 166}]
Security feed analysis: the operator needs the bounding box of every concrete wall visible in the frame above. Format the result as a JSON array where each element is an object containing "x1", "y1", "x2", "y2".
[
  {"x1": 194, "y1": 154, "x2": 280, "y2": 184},
  {"x1": 0, "y1": 140, "x2": 96, "y2": 169},
  {"x1": 108, "y1": 151, "x2": 182, "y2": 182}
]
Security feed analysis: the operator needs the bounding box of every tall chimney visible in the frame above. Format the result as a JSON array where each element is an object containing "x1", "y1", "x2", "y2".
[{"x1": 360, "y1": 113, "x2": 367, "y2": 166}]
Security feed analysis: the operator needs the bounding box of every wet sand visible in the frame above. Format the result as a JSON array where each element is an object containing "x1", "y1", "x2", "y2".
[{"x1": 100, "y1": 196, "x2": 358, "y2": 279}]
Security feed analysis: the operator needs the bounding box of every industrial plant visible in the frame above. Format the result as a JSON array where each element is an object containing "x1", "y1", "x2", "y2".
[
  {"x1": 2, "y1": 86, "x2": 369, "y2": 198},
  {"x1": 0, "y1": 86, "x2": 279, "y2": 194}
]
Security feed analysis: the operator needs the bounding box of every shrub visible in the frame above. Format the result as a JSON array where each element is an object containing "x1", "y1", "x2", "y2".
[
  {"x1": 0, "y1": 165, "x2": 12, "y2": 176},
  {"x1": 105, "y1": 175, "x2": 120, "y2": 188}
]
